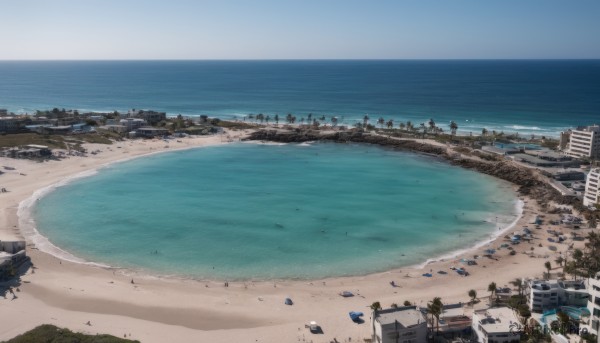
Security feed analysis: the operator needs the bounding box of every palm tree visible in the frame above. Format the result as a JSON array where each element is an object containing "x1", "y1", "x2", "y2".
[
  {"x1": 556, "y1": 311, "x2": 571, "y2": 334},
  {"x1": 363, "y1": 115, "x2": 369, "y2": 126},
  {"x1": 429, "y1": 297, "x2": 443, "y2": 335},
  {"x1": 510, "y1": 278, "x2": 524, "y2": 298},
  {"x1": 331, "y1": 116, "x2": 338, "y2": 127},
  {"x1": 450, "y1": 121, "x2": 458, "y2": 136},
  {"x1": 265, "y1": 115, "x2": 270, "y2": 124},
  {"x1": 545, "y1": 261, "x2": 552, "y2": 280},
  {"x1": 377, "y1": 117, "x2": 385, "y2": 128},
  {"x1": 256, "y1": 113, "x2": 265, "y2": 123},
  {"x1": 426, "y1": 302, "x2": 437, "y2": 336},
  {"x1": 286, "y1": 113, "x2": 293, "y2": 124},
  {"x1": 406, "y1": 121, "x2": 413, "y2": 132},
  {"x1": 468, "y1": 289, "x2": 477, "y2": 304},
  {"x1": 386, "y1": 119, "x2": 394, "y2": 129},
  {"x1": 370, "y1": 301, "x2": 382, "y2": 311},
  {"x1": 482, "y1": 128, "x2": 488, "y2": 136},
  {"x1": 555, "y1": 256, "x2": 564, "y2": 268},
  {"x1": 428, "y1": 118, "x2": 436, "y2": 132},
  {"x1": 399, "y1": 122, "x2": 406, "y2": 131},
  {"x1": 488, "y1": 282, "x2": 497, "y2": 304},
  {"x1": 307, "y1": 113, "x2": 312, "y2": 123},
  {"x1": 274, "y1": 114, "x2": 279, "y2": 125}
]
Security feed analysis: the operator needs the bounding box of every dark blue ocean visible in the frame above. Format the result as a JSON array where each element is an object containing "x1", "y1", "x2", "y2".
[{"x1": 1, "y1": 60, "x2": 599, "y2": 137}]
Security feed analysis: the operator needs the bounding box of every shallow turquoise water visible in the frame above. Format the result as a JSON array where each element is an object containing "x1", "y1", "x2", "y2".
[{"x1": 33, "y1": 143, "x2": 518, "y2": 280}]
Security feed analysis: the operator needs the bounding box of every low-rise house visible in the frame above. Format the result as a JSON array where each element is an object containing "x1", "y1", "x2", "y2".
[
  {"x1": 0, "y1": 116, "x2": 21, "y2": 133},
  {"x1": 100, "y1": 125, "x2": 128, "y2": 133},
  {"x1": 371, "y1": 306, "x2": 427, "y2": 343},
  {"x1": 553, "y1": 170, "x2": 586, "y2": 181},
  {"x1": 41, "y1": 125, "x2": 72, "y2": 135},
  {"x1": 0, "y1": 240, "x2": 28, "y2": 280},
  {"x1": 433, "y1": 303, "x2": 472, "y2": 337},
  {"x1": 128, "y1": 109, "x2": 166, "y2": 125},
  {"x1": 133, "y1": 127, "x2": 169, "y2": 138},
  {"x1": 472, "y1": 307, "x2": 521, "y2": 343},
  {"x1": 1, "y1": 145, "x2": 52, "y2": 159},
  {"x1": 120, "y1": 118, "x2": 147, "y2": 131}
]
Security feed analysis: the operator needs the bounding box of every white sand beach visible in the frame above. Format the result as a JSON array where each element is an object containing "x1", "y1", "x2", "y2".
[{"x1": 0, "y1": 130, "x2": 583, "y2": 342}]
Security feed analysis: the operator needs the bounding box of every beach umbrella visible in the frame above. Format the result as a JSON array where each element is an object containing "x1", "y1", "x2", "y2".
[
  {"x1": 285, "y1": 297, "x2": 293, "y2": 305},
  {"x1": 349, "y1": 311, "x2": 364, "y2": 322}
]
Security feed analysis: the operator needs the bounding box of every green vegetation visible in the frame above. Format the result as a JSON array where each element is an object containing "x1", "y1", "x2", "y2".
[
  {"x1": 544, "y1": 261, "x2": 552, "y2": 279},
  {"x1": 488, "y1": 281, "x2": 497, "y2": 303},
  {"x1": 427, "y1": 297, "x2": 443, "y2": 335},
  {"x1": 2, "y1": 324, "x2": 139, "y2": 343},
  {"x1": 370, "y1": 301, "x2": 382, "y2": 311},
  {"x1": 0, "y1": 133, "x2": 112, "y2": 151},
  {"x1": 564, "y1": 232, "x2": 600, "y2": 278},
  {"x1": 212, "y1": 120, "x2": 255, "y2": 130},
  {"x1": 468, "y1": 289, "x2": 477, "y2": 304}
]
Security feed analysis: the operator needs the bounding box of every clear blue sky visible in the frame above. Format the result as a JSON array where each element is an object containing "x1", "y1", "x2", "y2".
[{"x1": 2, "y1": 0, "x2": 599, "y2": 59}]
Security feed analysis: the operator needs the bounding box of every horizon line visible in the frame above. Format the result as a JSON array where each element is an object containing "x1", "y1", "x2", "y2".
[{"x1": 1, "y1": 58, "x2": 599, "y2": 62}]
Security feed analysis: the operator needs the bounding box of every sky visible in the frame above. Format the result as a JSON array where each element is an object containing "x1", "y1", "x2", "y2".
[{"x1": 1, "y1": 0, "x2": 599, "y2": 60}]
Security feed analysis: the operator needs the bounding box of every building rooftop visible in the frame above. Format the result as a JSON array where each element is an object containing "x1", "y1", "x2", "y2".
[
  {"x1": 558, "y1": 280, "x2": 587, "y2": 293},
  {"x1": 474, "y1": 307, "x2": 520, "y2": 334},
  {"x1": 574, "y1": 125, "x2": 600, "y2": 132},
  {"x1": 375, "y1": 307, "x2": 426, "y2": 328}
]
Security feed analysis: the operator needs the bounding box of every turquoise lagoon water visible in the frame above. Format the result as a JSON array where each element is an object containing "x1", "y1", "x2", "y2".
[{"x1": 32, "y1": 143, "x2": 519, "y2": 280}]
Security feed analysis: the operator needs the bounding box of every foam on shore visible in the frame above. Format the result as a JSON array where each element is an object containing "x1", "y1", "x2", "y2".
[
  {"x1": 18, "y1": 168, "x2": 110, "y2": 266},
  {"x1": 415, "y1": 197, "x2": 524, "y2": 269}
]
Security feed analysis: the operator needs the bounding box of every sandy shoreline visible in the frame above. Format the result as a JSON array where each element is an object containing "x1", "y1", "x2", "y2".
[{"x1": 0, "y1": 130, "x2": 585, "y2": 342}]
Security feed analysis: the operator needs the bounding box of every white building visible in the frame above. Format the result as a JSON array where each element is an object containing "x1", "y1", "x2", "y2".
[
  {"x1": 584, "y1": 168, "x2": 600, "y2": 207},
  {"x1": 119, "y1": 118, "x2": 147, "y2": 131},
  {"x1": 128, "y1": 109, "x2": 166, "y2": 125},
  {"x1": 565, "y1": 125, "x2": 600, "y2": 159},
  {"x1": 527, "y1": 279, "x2": 588, "y2": 313},
  {"x1": 371, "y1": 306, "x2": 427, "y2": 343},
  {"x1": 472, "y1": 307, "x2": 521, "y2": 343},
  {"x1": 581, "y1": 272, "x2": 600, "y2": 337}
]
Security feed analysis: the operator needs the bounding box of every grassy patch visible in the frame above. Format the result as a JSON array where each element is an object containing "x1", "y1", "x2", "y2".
[
  {"x1": 2, "y1": 324, "x2": 139, "y2": 343},
  {"x1": 0, "y1": 133, "x2": 114, "y2": 152},
  {"x1": 214, "y1": 121, "x2": 257, "y2": 130}
]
